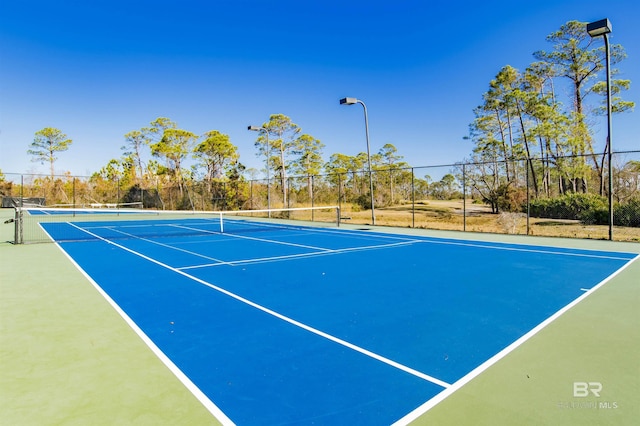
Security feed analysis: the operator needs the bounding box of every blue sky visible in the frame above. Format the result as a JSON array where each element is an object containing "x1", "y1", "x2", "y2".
[{"x1": 1, "y1": 0, "x2": 638, "y2": 179}]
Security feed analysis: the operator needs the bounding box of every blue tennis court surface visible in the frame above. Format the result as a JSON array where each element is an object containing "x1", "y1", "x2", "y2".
[{"x1": 41, "y1": 217, "x2": 637, "y2": 425}]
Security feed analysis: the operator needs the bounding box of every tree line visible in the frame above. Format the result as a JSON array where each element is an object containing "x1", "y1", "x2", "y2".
[
  {"x1": 20, "y1": 113, "x2": 453, "y2": 209},
  {"x1": 464, "y1": 20, "x2": 634, "y2": 213}
]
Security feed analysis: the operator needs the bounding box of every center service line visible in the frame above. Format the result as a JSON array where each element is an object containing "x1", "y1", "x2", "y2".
[{"x1": 67, "y1": 222, "x2": 452, "y2": 389}]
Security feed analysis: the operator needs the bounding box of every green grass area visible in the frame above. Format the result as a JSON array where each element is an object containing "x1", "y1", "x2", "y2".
[
  {"x1": 1, "y1": 207, "x2": 638, "y2": 425},
  {"x1": 414, "y1": 248, "x2": 640, "y2": 425},
  {"x1": 0, "y1": 209, "x2": 219, "y2": 426}
]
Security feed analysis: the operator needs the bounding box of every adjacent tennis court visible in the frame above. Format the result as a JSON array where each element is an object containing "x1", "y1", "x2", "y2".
[{"x1": 14, "y1": 207, "x2": 639, "y2": 424}]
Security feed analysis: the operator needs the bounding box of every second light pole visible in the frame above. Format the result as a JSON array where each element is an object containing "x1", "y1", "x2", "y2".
[{"x1": 340, "y1": 97, "x2": 375, "y2": 225}]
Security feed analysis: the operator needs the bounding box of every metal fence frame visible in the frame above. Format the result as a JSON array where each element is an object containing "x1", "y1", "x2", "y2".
[{"x1": 2, "y1": 150, "x2": 639, "y2": 242}]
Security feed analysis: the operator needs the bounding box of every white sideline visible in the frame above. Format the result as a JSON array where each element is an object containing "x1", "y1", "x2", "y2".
[{"x1": 40, "y1": 224, "x2": 235, "y2": 425}]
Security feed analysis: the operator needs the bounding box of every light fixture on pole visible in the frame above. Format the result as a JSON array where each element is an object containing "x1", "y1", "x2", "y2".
[
  {"x1": 248, "y1": 125, "x2": 271, "y2": 215},
  {"x1": 339, "y1": 97, "x2": 375, "y2": 225},
  {"x1": 587, "y1": 18, "x2": 613, "y2": 240}
]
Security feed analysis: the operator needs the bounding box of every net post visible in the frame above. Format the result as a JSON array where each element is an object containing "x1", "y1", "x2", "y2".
[
  {"x1": 336, "y1": 206, "x2": 341, "y2": 227},
  {"x1": 14, "y1": 207, "x2": 23, "y2": 244},
  {"x1": 219, "y1": 211, "x2": 224, "y2": 233}
]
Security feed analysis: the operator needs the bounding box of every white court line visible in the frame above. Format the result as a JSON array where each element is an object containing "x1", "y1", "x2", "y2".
[
  {"x1": 175, "y1": 223, "x2": 336, "y2": 252},
  {"x1": 289, "y1": 224, "x2": 634, "y2": 261},
  {"x1": 237, "y1": 224, "x2": 633, "y2": 261},
  {"x1": 280, "y1": 225, "x2": 421, "y2": 243},
  {"x1": 392, "y1": 253, "x2": 640, "y2": 426},
  {"x1": 179, "y1": 240, "x2": 422, "y2": 270},
  {"x1": 82, "y1": 219, "x2": 219, "y2": 233},
  {"x1": 106, "y1": 227, "x2": 232, "y2": 266},
  {"x1": 67, "y1": 222, "x2": 452, "y2": 392},
  {"x1": 408, "y1": 238, "x2": 633, "y2": 261},
  {"x1": 83, "y1": 221, "x2": 420, "y2": 271}
]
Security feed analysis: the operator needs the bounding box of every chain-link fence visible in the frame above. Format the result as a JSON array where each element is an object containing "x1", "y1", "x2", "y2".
[{"x1": 2, "y1": 151, "x2": 639, "y2": 242}]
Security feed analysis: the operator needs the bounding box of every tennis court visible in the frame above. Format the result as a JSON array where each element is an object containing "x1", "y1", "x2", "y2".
[{"x1": 6, "y1": 206, "x2": 632, "y2": 425}]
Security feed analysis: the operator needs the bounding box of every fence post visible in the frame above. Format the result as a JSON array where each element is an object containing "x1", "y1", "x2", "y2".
[
  {"x1": 463, "y1": 164, "x2": 466, "y2": 232},
  {"x1": 411, "y1": 168, "x2": 415, "y2": 228},
  {"x1": 311, "y1": 175, "x2": 315, "y2": 221},
  {"x1": 337, "y1": 174, "x2": 342, "y2": 213},
  {"x1": 72, "y1": 177, "x2": 76, "y2": 210},
  {"x1": 250, "y1": 180, "x2": 253, "y2": 210},
  {"x1": 526, "y1": 163, "x2": 530, "y2": 235}
]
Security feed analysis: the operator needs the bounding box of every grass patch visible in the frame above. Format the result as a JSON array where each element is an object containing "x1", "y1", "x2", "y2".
[{"x1": 337, "y1": 200, "x2": 640, "y2": 242}]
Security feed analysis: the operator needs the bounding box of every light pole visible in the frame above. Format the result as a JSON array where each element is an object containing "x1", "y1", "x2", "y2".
[
  {"x1": 339, "y1": 97, "x2": 376, "y2": 225},
  {"x1": 587, "y1": 18, "x2": 613, "y2": 240},
  {"x1": 248, "y1": 125, "x2": 271, "y2": 215}
]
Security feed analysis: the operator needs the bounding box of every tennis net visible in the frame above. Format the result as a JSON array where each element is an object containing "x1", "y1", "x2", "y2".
[{"x1": 11, "y1": 205, "x2": 341, "y2": 244}]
